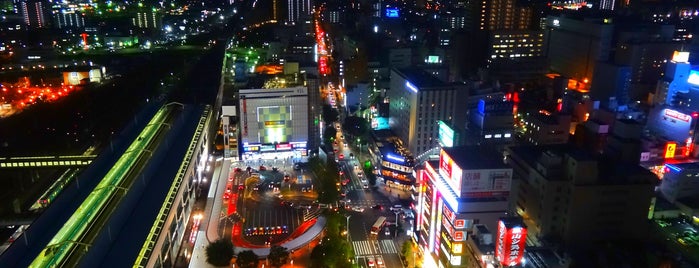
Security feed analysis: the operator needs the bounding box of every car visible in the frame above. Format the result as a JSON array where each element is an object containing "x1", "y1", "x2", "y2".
[
  {"x1": 277, "y1": 226, "x2": 283, "y2": 234},
  {"x1": 259, "y1": 165, "x2": 267, "y2": 171},
  {"x1": 226, "y1": 185, "x2": 232, "y2": 193},
  {"x1": 368, "y1": 257, "x2": 375, "y2": 267},
  {"x1": 293, "y1": 164, "x2": 301, "y2": 170},
  {"x1": 352, "y1": 206, "x2": 365, "y2": 212},
  {"x1": 283, "y1": 225, "x2": 288, "y2": 233},
  {"x1": 223, "y1": 192, "x2": 231, "y2": 199},
  {"x1": 334, "y1": 148, "x2": 338, "y2": 153},
  {"x1": 234, "y1": 167, "x2": 242, "y2": 173},
  {"x1": 363, "y1": 183, "x2": 369, "y2": 189},
  {"x1": 390, "y1": 204, "x2": 403, "y2": 211},
  {"x1": 238, "y1": 184, "x2": 245, "y2": 190},
  {"x1": 349, "y1": 153, "x2": 354, "y2": 158},
  {"x1": 284, "y1": 174, "x2": 291, "y2": 182},
  {"x1": 377, "y1": 256, "x2": 384, "y2": 267},
  {"x1": 228, "y1": 176, "x2": 234, "y2": 182},
  {"x1": 385, "y1": 227, "x2": 390, "y2": 236},
  {"x1": 339, "y1": 154, "x2": 344, "y2": 160},
  {"x1": 371, "y1": 205, "x2": 383, "y2": 210},
  {"x1": 246, "y1": 166, "x2": 252, "y2": 173},
  {"x1": 281, "y1": 201, "x2": 294, "y2": 207},
  {"x1": 272, "y1": 167, "x2": 279, "y2": 172},
  {"x1": 357, "y1": 171, "x2": 363, "y2": 177}
]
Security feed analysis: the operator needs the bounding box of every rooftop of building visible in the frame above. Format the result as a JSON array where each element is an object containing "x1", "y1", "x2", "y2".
[
  {"x1": 394, "y1": 67, "x2": 448, "y2": 89},
  {"x1": 507, "y1": 144, "x2": 658, "y2": 185},
  {"x1": 442, "y1": 146, "x2": 507, "y2": 170}
]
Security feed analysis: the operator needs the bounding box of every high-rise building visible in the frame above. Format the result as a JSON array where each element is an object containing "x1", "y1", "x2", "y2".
[
  {"x1": 286, "y1": 0, "x2": 312, "y2": 23},
  {"x1": 506, "y1": 144, "x2": 657, "y2": 246},
  {"x1": 465, "y1": 97, "x2": 515, "y2": 146},
  {"x1": 476, "y1": 0, "x2": 532, "y2": 31},
  {"x1": 20, "y1": 0, "x2": 50, "y2": 28},
  {"x1": 415, "y1": 146, "x2": 512, "y2": 267},
  {"x1": 53, "y1": 10, "x2": 85, "y2": 29},
  {"x1": 132, "y1": 11, "x2": 161, "y2": 29},
  {"x1": 544, "y1": 15, "x2": 614, "y2": 82},
  {"x1": 388, "y1": 68, "x2": 467, "y2": 156}
]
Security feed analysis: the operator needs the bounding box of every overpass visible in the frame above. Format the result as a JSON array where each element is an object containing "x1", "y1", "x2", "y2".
[{"x1": 0, "y1": 155, "x2": 97, "y2": 169}]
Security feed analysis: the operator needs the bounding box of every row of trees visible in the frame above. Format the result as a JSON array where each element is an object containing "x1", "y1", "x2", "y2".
[
  {"x1": 205, "y1": 239, "x2": 290, "y2": 268},
  {"x1": 308, "y1": 156, "x2": 341, "y2": 205},
  {"x1": 310, "y1": 212, "x2": 354, "y2": 267}
]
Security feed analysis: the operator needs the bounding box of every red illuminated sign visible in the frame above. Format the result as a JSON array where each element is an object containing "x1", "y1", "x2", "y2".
[
  {"x1": 439, "y1": 150, "x2": 453, "y2": 178},
  {"x1": 276, "y1": 143, "x2": 291, "y2": 150},
  {"x1": 454, "y1": 219, "x2": 465, "y2": 228},
  {"x1": 454, "y1": 231, "x2": 464, "y2": 241},
  {"x1": 496, "y1": 219, "x2": 527, "y2": 267},
  {"x1": 665, "y1": 109, "x2": 691, "y2": 122}
]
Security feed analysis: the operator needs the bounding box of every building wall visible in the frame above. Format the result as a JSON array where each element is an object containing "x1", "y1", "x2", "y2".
[{"x1": 544, "y1": 16, "x2": 614, "y2": 81}]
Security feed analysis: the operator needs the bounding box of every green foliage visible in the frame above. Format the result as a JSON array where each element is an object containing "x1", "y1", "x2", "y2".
[
  {"x1": 322, "y1": 104, "x2": 339, "y2": 124},
  {"x1": 268, "y1": 245, "x2": 290, "y2": 268},
  {"x1": 205, "y1": 238, "x2": 235, "y2": 266},
  {"x1": 308, "y1": 156, "x2": 341, "y2": 204},
  {"x1": 363, "y1": 165, "x2": 377, "y2": 186},
  {"x1": 400, "y1": 240, "x2": 414, "y2": 268},
  {"x1": 342, "y1": 116, "x2": 370, "y2": 138},
  {"x1": 310, "y1": 234, "x2": 354, "y2": 268},
  {"x1": 323, "y1": 126, "x2": 337, "y2": 145},
  {"x1": 236, "y1": 250, "x2": 259, "y2": 268}
]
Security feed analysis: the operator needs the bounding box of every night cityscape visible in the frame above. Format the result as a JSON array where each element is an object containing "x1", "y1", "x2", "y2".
[{"x1": 1, "y1": 0, "x2": 699, "y2": 267}]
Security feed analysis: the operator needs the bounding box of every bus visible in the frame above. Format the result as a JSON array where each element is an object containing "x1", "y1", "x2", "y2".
[{"x1": 370, "y1": 216, "x2": 387, "y2": 236}]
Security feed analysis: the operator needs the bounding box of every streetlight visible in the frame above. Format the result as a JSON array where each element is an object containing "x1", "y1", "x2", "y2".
[
  {"x1": 345, "y1": 215, "x2": 351, "y2": 242},
  {"x1": 393, "y1": 210, "x2": 400, "y2": 238}
]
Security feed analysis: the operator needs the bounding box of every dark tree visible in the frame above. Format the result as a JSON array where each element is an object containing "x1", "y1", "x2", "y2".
[
  {"x1": 268, "y1": 245, "x2": 290, "y2": 268},
  {"x1": 205, "y1": 238, "x2": 235, "y2": 266},
  {"x1": 322, "y1": 104, "x2": 339, "y2": 124},
  {"x1": 236, "y1": 250, "x2": 259, "y2": 268},
  {"x1": 323, "y1": 126, "x2": 337, "y2": 145},
  {"x1": 342, "y1": 116, "x2": 369, "y2": 138}
]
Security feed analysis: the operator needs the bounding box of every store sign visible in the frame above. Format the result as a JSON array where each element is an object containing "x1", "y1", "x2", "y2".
[
  {"x1": 665, "y1": 109, "x2": 691, "y2": 122},
  {"x1": 496, "y1": 219, "x2": 527, "y2": 267},
  {"x1": 439, "y1": 150, "x2": 463, "y2": 193},
  {"x1": 438, "y1": 120, "x2": 456, "y2": 147},
  {"x1": 276, "y1": 143, "x2": 291, "y2": 150},
  {"x1": 665, "y1": 142, "x2": 677, "y2": 159}
]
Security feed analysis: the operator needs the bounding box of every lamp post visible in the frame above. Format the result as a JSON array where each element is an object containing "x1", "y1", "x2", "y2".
[
  {"x1": 345, "y1": 215, "x2": 351, "y2": 242},
  {"x1": 393, "y1": 210, "x2": 400, "y2": 238}
]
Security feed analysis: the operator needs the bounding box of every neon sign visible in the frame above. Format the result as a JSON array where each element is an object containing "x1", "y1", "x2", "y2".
[
  {"x1": 385, "y1": 7, "x2": 399, "y2": 18},
  {"x1": 438, "y1": 120, "x2": 455, "y2": 147},
  {"x1": 496, "y1": 219, "x2": 527, "y2": 267},
  {"x1": 665, "y1": 109, "x2": 691, "y2": 122},
  {"x1": 386, "y1": 153, "x2": 405, "y2": 163},
  {"x1": 688, "y1": 70, "x2": 699, "y2": 85},
  {"x1": 439, "y1": 149, "x2": 463, "y2": 193},
  {"x1": 406, "y1": 81, "x2": 418, "y2": 93}
]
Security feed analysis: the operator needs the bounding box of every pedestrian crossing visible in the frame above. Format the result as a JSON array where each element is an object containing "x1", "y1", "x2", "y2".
[
  {"x1": 351, "y1": 199, "x2": 391, "y2": 207},
  {"x1": 352, "y1": 240, "x2": 398, "y2": 256},
  {"x1": 303, "y1": 208, "x2": 322, "y2": 222}
]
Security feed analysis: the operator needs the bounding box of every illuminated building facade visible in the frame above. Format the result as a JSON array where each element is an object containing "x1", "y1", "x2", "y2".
[
  {"x1": 517, "y1": 113, "x2": 571, "y2": 145},
  {"x1": 388, "y1": 68, "x2": 467, "y2": 156},
  {"x1": 415, "y1": 147, "x2": 511, "y2": 267},
  {"x1": 489, "y1": 30, "x2": 543, "y2": 59},
  {"x1": 506, "y1": 144, "x2": 657, "y2": 246},
  {"x1": 660, "y1": 163, "x2": 699, "y2": 203},
  {"x1": 53, "y1": 10, "x2": 85, "y2": 29},
  {"x1": 477, "y1": 0, "x2": 532, "y2": 31},
  {"x1": 286, "y1": 0, "x2": 312, "y2": 23},
  {"x1": 237, "y1": 87, "x2": 310, "y2": 162},
  {"x1": 466, "y1": 98, "x2": 514, "y2": 146},
  {"x1": 20, "y1": 0, "x2": 50, "y2": 29}
]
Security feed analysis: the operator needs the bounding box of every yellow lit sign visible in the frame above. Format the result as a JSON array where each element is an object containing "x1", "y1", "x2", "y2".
[
  {"x1": 453, "y1": 243, "x2": 463, "y2": 254},
  {"x1": 665, "y1": 142, "x2": 676, "y2": 159},
  {"x1": 672, "y1": 51, "x2": 690, "y2": 63}
]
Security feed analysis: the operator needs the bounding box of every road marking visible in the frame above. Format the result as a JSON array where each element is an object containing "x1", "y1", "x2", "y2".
[
  {"x1": 352, "y1": 240, "x2": 374, "y2": 256},
  {"x1": 380, "y1": 240, "x2": 398, "y2": 254}
]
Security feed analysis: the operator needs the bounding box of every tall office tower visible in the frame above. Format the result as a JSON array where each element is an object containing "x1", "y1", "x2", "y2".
[
  {"x1": 477, "y1": 0, "x2": 532, "y2": 31},
  {"x1": 598, "y1": 0, "x2": 615, "y2": 10},
  {"x1": 305, "y1": 74, "x2": 321, "y2": 156},
  {"x1": 544, "y1": 15, "x2": 614, "y2": 82},
  {"x1": 388, "y1": 68, "x2": 467, "y2": 156},
  {"x1": 20, "y1": 0, "x2": 50, "y2": 28},
  {"x1": 53, "y1": 10, "x2": 85, "y2": 29},
  {"x1": 286, "y1": 0, "x2": 311, "y2": 23},
  {"x1": 506, "y1": 144, "x2": 657, "y2": 247},
  {"x1": 132, "y1": 11, "x2": 162, "y2": 29}
]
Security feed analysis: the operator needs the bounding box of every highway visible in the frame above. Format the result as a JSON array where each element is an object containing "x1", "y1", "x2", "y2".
[{"x1": 30, "y1": 103, "x2": 182, "y2": 268}]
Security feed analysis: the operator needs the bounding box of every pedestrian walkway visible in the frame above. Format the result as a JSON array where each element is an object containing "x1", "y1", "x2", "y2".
[
  {"x1": 352, "y1": 239, "x2": 399, "y2": 256},
  {"x1": 232, "y1": 216, "x2": 326, "y2": 257}
]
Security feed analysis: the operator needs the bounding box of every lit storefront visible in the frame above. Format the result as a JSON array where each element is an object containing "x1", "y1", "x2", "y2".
[{"x1": 415, "y1": 147, "x2": 512, "y2": 268}]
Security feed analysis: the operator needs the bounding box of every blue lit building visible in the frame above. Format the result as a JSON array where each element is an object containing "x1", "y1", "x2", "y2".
[{"x1": 370, "y1": 130, "x2": 415, "y2": 185}]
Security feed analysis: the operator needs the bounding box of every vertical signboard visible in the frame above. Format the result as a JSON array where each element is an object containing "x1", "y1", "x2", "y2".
[
  {"x1": 439, "y1": 149, "x2": 463, "y2": 193},
  {"x1": 496, "y1": 218, "x2": 527, "y2": 267},
  {"x1": 665, "y1": 142, "x2": 677, "y2": 159}
]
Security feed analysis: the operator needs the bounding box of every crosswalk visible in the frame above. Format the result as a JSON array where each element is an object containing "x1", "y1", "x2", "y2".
[
  {"x1": 303, "y1": 208, "x2": 322, "y2": 222},
  {"x1": 352, "y1": 240, "x2": 398, "y2": 256},
  {"x1": 351, "y1": 199, "x2": 391, "y2": 207}
]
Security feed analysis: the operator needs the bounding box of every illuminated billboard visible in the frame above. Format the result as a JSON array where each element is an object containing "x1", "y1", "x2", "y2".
[
  {"x1": 496, "y1": 218, "x2": 527, "y2": 267},
  {"x1": 439, "y1": 150, "x2": 512, "y2": 197},
  {"x1": 438, "y1": 121, "x2": 457, "y2": 147},
  {"x1": 439, "y1": 149, "x2": 463, "y2": 193},
  {"x1": 427, "y1": 55, "x2": 440, "y2": 64},
  {"x1": 371, "y1": 117, "x2": 390, "y2": 130},
  {"x1": 688, "y1": 70, "x2": 699, "y2": 85},
  {"x1": 385, "y1": 7, "x2": 399, "y2": 18},
  {"x1": 406, "y1": 81, "x2": 418, "y2": 93},
  {"x1": 665, "y1": 142, "x2": 677, "y2": 159},
  {"x1": 647, "y1": 107, "x2": 694, "y2": 144}
]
